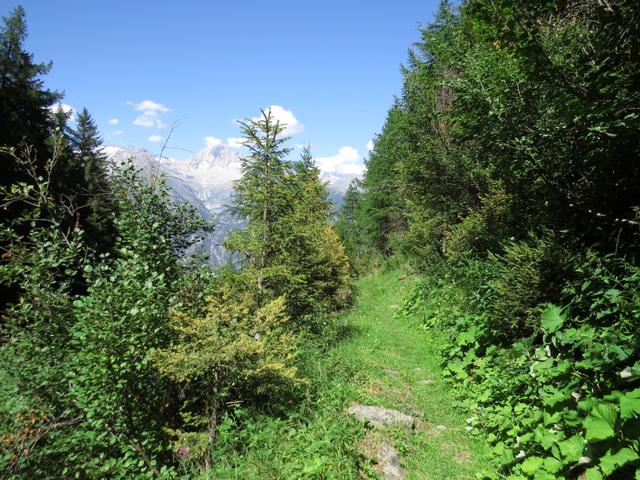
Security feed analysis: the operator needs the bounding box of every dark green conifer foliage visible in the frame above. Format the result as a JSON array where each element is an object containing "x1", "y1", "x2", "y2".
[
  {"x1": 336, "y1": 178, "x2": 365, "y2": 264},
  {"x1": 284, "y1": 146, "x2": 350, "y2": 317},
  {"x1": 0, "y1": 7, "x2": 64, "y2": 309},
  {"x1": 0, "y1": 6, "x2": 59, "y2": 219},
  {"x1": 227, "y1": 114, "x2": 350, "y2": 317},
  {"x1": 69, "y1": 107, "x2": 117, "y2": 253},
  {"x1": 227, "y1": 109, "x2": 293, "y2": 300},
  {"x1": 292, "y1": 145, "x2": 332, "y2": 223}
]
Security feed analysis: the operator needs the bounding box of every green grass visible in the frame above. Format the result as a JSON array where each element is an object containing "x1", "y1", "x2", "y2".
[{"x1": 210, "y1": 267, "x2": 493, "y2": 479}]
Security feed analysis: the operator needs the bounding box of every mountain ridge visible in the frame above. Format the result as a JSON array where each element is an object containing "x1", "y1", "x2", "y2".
[{"x1": 103, "y1": 144, "x2": 357, "y2": 264}]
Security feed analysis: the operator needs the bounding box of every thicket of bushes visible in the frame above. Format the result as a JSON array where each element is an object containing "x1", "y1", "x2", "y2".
[{"x1": 339, "y1": 0, "x2": 640, "y2": 478}]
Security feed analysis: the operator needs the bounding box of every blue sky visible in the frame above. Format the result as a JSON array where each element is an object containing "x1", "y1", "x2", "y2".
[{"x1": 5, "y1": 0, "x2": 440, "y2": 172}]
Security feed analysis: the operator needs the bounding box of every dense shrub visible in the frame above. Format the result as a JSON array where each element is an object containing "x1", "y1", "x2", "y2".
[{"x1": 399, "y1": 250, "x2": 640, "y2": 479}]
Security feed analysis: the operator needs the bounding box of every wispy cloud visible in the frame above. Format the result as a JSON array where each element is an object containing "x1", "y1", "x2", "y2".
[
  {"x1": 227, "y1": 137, "x2": 246, "y2": 148},
  {"x1": 317, "y1": 146, "x2": 364, "y2": 175},
  {"x1": 128, "y1": 100, "x2": 169, "y2": 129},
  {"x1": 367, "y1": 140, "x2": 374, "y2": 152},
  {"x1": 204, "y1": 136, "x2": 222, "y2": 148},
  {"x1": 49, "y1": 103, "x2": 75, "y2": 120},
  {"x1": 113, "y1": 130, "x2": 124, "y2": 136},
  {"x1": 129, "y1": 100, "x2": 169, "y2": 113},
  {"x1": 109, "y1": 118, "x2": 119, "y2": 125},
  {"x1": 148, "y1": 135, "x2": 162, "y2": 143},
  {"x1": 254, "y1": 105, "x2": 303, "y2": 136}
]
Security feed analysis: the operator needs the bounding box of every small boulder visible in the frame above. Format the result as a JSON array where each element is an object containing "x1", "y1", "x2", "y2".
[
  {"x1": 348, "y1": 404, "x2": 415, "y2": 429},
  {"x1": 378, "y1": 442, "x2": 406, "y2": 480}
]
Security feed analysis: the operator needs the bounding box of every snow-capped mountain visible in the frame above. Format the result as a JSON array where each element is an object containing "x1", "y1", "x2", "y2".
[{"x1": 103, "y1": 144, "x2": 357, "y2": 264}]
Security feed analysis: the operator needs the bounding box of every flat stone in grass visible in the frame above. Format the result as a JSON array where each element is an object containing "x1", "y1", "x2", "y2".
[
  {"x1": 348, "y1": 404, "x2": 415, "y2": 429},
  {"x1": 378, "y1": 442, "x2": 406, "y2": 480},
  {"x1": 419, "y1": 379, "x2": 435, "y2": 386}
]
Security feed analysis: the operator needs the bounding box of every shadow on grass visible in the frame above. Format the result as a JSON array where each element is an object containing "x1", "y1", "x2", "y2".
[{"x1": 333, "y1": 321, "x2": 361, "y2": 343}]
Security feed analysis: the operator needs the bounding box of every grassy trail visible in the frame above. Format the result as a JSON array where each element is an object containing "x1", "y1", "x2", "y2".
[
  {"x1": 326, "y1": 268, "x2": 492, "y2": 479},
  {"x1": 220, "y1": 268, "x2": 491, "y2": 478}
]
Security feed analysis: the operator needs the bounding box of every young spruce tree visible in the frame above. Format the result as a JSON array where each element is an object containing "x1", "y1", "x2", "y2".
[
  {"x1": 69, "y1": 107, "x2": 117, "y2": 253},
  {"x1": 226, "y1": 108, "x2": 293, "y2": 301}
]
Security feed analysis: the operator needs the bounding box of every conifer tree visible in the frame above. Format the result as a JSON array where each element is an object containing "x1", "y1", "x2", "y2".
[
  {"x1": 227, "y1": 114, "x2": 350, "y2": 317},
  {"x1": 69, "y1": 107, "x2": 117, "y2": 252},
  {"x1": 0, "y1": 6, "x2": 59, "y2": 219},
  {"x1": 292, "y1": 145, "x2": 332, "y2": 223},
  {"x1": 227, "y1": 109, "x2": 293, "y2": 299},
  {"x1": 284, "y1": 147, "x2": 350, "y2": 316}
]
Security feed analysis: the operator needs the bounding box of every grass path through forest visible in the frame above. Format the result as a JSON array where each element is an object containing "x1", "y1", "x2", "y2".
[
  {"x1": 330, "y1": 268, "x2": 492, "y2": 479},
  {"x1": 222, "y1": 268, "x2": 492, "y2": 478}
]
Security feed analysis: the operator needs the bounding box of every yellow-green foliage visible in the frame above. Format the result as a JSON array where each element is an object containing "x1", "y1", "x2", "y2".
[
  {"x1": 155, "y1": 287, "x2": 300, "y2": 394},
  {"x1": 404, "y1": 202, "x2": 448, "y2": 267},
  {"x1": 312, "y1": 224, "x2": 351, "y2": 306},
  {"x1": 444, "y1": 185, "x2": 512, "y2": 262},
  {"x1": 485, "y1": 235, "x2": 561, "y2": 341},
  {"x1": 152, "y1": 287, "x2": 302, "y2": 466}
]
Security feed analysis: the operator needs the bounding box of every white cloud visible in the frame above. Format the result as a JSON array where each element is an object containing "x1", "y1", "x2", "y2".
[
  {"x1": 316, "y1": 146, "x2": 365, "y2": 175},
  {"x1": 367, "y1": 140, "x2": 375, "y2": 152},
  {"x1": 226, "y1": 137, "x2": 246, "y2": 148},
  {"x1": 49, "y1": 103, "x2": 75, "y2": 120},
  {"x1": 128, "y1": 100, "x2": 169, "y2": 113},
  {"x1": 148, "y1": 135, "x2": 162, "y2": 143},
  {"x1": 254, "y1": 105, "x2": 303, "y2": 136},
  {"x1": 113, "y1": 130, "x2": 124, "y2": 136},
  {"x1": 109, "y1": 118, "x2": 119, "y2": 125},
  {"x1": 128, "y1": 100, "x2": 169, "y2": 129},
  {"x1": 204, "y1": 136, "x2": 222, "y2": 148}
]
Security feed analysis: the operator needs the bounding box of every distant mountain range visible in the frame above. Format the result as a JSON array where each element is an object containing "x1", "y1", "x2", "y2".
[{"x1": 103, "y1": 144, "x2": 358, "y2": 264}]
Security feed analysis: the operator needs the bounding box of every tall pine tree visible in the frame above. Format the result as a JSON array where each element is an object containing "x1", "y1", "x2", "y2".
[
  {"x1": 0, "y1": 6, "x2": 60, "y2": 217},
  {"x1": 227, "y1": 109, "x2": 293, "y2": 300},
  {"x1": 69, "y1": 107, "x2": 117, "y2": 253}
]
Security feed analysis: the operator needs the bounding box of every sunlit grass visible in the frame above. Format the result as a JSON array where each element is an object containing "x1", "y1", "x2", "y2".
[{"x1": 211, "y1": 267, "x2": 493, "y2": 479}]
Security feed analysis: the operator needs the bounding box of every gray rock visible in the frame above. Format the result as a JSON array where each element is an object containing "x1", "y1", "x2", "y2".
[
  {"x1": 401, "y1": 403, "x2": 424, "y2": 418},
  {"x1": 378, "y1": 442, "x2": 406, "y2": 480},
  {"x1": 348, "y1": 404, "x2": 415, "y2": 429}
]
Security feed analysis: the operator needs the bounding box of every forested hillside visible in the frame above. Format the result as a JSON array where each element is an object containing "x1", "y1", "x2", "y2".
[
  {"x1": 338, "y1": 0, "x2": 640, "y2": 478},
  {"x1": 2, "y1": 1, "x2": 639, "y2": 479}
]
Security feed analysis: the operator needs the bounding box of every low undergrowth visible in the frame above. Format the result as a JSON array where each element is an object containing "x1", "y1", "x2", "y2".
[{"x1": 398, "y1": 252, "x2": 640, "y2": 479}]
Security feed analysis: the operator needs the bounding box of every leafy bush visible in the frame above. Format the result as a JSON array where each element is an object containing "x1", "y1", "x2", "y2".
[{"x1": 401, "y1": 250, "x2": 640, "y2": 479}]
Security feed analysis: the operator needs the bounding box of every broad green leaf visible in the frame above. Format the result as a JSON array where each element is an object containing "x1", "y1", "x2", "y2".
[
  {"x1": 521, "y1": 456, "x2": 544, "y2": 474},
  {"x1": 303, "y1": 457, "x2": 323, "y2": 475},
  {"x1": 543, "y1": 456, "x2": 563, "y2": 473},
  {"x1": 533, "y1": 426, "x2": 556, "y2": 450},
  {"x1": 599, "y1": 447, "x2": 639, "y2": 475},
  {"x1": 585, "y1": 468, "x2": 603, "y2": 480},
  {"x1": 541, "y1": 305, "x2": 564, "y2": 333},
  {"x1": 557, "y1": 434, "x2": 585, "y2": 462},
  {"x1": 620, "y1": 388, "x2": 640, "y2": 419},
  {"x1": 604, "y1": 288, "x2": 621, "y2": 301},
  {"x1": 584, "y1": 403, "x2": 617, "y2": 441},
  {"x1": 534, "y1": 471, "x2": 556, "y2": 480}
]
